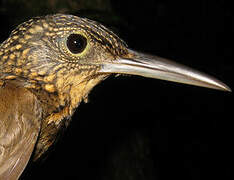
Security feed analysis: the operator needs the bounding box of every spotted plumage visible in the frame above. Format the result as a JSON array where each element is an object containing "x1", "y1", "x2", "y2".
[
  {"x1": 0, "y1": 14, "x2": 129, "y2": 179},
  {"x1": 0, "y1": 14, "x2": 230, "y2": 180}
]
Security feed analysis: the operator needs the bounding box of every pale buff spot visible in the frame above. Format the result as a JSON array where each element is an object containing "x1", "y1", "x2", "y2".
[
  {"x1": 10, "y1": 46, "x2": 15, "y2": 52},
  {"x1": 43, "y1": 22, "x2": 49, "y2": 29},
  {"x1": 49, "y1": 32, "x2": 55, "y2": 36},
  {"x1": 4, "y1": 66, "x2": 12, "y2": 73},
  {"x1": 14, "y1": 51, "x2": 20, "y2": 58},
  {"x1": 34, "y1": 25, "x2": 43, "y2": 32},
  {"x1": 19, "y1": 38, "x2": 26, "y2": 44},
  {"x1": 23, "y1": 69, "x2": 29, "y2": 75},
  {"x1": 29, "y1": 25, "x2": 43, "y2": 34},
  {"x1": 59, "y1": 27, "x2": 65, "y2": 31},
  {"x1": 28, "y1": 80, "x2": 37, "y2": 84},
  {"x1": 15, "y1": 44, "x2": 22, "y2": 50},
  {"x1": 17, "y1": 58, "x2": 24, "y2": 66},
  {"x1": 5, "y1": 75, "x2": 16, "y2": 80},
  {"x1": 24, "y1": 34, "x2": 32, "y2": 40},
  {"x1": 45, "y1": 32, "x2": 50, "y2": 36},
  {"x1": 48, "y1": 27, "x2": 53, "y2": 31},
  {"x1": 38, "y1": 69, "x2": 47, "y2": 76},
  {"x1": 35, "y1": 76, "x2": 44, "y2": 81},
  {"x1": 52, "y1": 64, "x2": 64, "y2": 72},
  {"x1": 12, "y1": 35, "x2": 19, "y2": 40},
  {"x1": 2, "y1": 56, "x2": 8, "y2": 61},
  {"x1": 44, "y1": 84, "x2": 56, "y2": 93},
  {"x1": 25, "y1": 83, "x2": 41, "y2": 90},
  {"x1": 3, "y1": 43, "x2": 9, "y2": 53},
  {"x1": 9, "y1": 54, "x2": 15, "y2": 60},
  {"x1": 28, "y1": 28, "x2": 35, "y2": 34},
  {"x1": 7, "y1": 60, "x2": 14, "y2": 65},
  {"x1": 22, "y1": 48, "x2": 30, "y2": 57},
  {"x1": 44, "y1": 74, "x2": 56, "y2": 82},
  {"x1": 30, "y1": 72, "x2": 38, "y2": 77},
  {"x1": 56, "y1": 77, "x2": 65, "y2": 90},
  {"x1": 19, "y1": 27, "x2": 26, "y2": 31},
  {"x1": 53, "y1": 28, "x2": 58, "y2": 32},
  {"x1": 15, "y1": 68, "x2": 22, "y2": 74}
]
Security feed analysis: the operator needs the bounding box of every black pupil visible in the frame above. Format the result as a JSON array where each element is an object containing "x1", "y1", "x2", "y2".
[{"x1": 67, "y1": 34, "x2": 87, "y2": 54}]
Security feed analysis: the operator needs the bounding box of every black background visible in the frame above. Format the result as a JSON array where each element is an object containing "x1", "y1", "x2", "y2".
[{"x1": 0, "y1": 0, "x2": 233, "y2": 180}]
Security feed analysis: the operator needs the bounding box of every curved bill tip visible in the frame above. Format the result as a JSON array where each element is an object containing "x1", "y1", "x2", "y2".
[{"x1": 99, "y1": 49, "x2": 231, "y2": 92}]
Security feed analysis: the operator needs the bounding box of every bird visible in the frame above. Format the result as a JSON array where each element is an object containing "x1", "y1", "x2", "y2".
[{"x1": 0, "y1": 14, "x2": 231, "y2": 180}]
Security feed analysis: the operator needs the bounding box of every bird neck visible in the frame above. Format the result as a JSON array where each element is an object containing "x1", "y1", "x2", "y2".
[
  {"x1": 31, "y1": 73, "x2": 108, "y2": 160},
  {"x1": 31, "y1": 73, "x2": 108, "y2": 121}
]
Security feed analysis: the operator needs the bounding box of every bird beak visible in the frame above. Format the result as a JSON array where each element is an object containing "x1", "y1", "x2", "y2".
[{"x1": 99, "y1": 49, "x2": 231, "y2": 91}]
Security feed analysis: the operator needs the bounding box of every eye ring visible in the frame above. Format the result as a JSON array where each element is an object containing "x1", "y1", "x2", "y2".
[{"x1": 66, "y1": 33, "x2": 87, "y2": 54}]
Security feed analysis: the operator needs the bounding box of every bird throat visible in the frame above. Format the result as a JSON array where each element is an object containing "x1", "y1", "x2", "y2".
[{"x1": 31, "y1": 73, "x2": 108, "y2": 160}]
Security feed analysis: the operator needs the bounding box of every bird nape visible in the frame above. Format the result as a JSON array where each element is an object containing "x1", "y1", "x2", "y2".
[{"x1": 0, "y1": 14, "x2": 231, "y2": 179}]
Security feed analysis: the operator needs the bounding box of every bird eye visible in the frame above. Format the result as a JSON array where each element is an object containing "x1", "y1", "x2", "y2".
[{"x1": 66, "y1": 34, "x2": 87, "y2": 54}]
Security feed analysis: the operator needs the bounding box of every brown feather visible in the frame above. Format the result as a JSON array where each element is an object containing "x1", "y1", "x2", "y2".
[{"x1": 0, "y1": 83, "x2": 42, "y2": 179}]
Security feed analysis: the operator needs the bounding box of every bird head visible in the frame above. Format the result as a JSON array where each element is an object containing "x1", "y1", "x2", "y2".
[{"x1": 0, "y1": 14, "x2": 230, "y2": 112}]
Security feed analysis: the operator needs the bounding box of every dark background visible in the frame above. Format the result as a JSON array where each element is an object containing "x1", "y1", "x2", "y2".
[{"x1": 0, "y1": 0, "x2": 233, "y2": 180}]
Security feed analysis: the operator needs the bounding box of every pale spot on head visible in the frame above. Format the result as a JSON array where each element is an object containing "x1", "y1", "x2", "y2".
[
  {"x1": 15, "y1": 68, "x2": 22, "y2": 75},
  {"x1": 22, "y1": 48, "x2": 30, "y2": 57},
  {"x1": 42, "y1": 22, "x2": 49, "y2": 29},
  {"x1": 4, "y1": 66, "x2": 11, "y2": 73},
  {"x1": 13, "y1": 51, "x2": 21, "y2": 59},
  {"x1": 7, "y1": 60, "x2": 14, "y2": 65},
  {"x1": 34, "y1": 25, "x2": 43, "y2": 32},
  {"x1": 9, "y1": 54, "x2": 15, "y2": 60},
  {"x1": 3, "y1": 43, "x2": 9, "y2": 50},
  {"x1": 28, "y1": 25, "x2": 43, "y2": 34},
  {"x1": 12, "y1": 35, "x2": 19, "y2": 40},
  {"x1": 44, "y1": 84, "x2": 56, "y2": 93},
  {"x1": 5, "y1": 75, "x2": 16, "y2": 80},
  {"x1": 17, "y1": 58, "x2": 24, "y2": 66},
  {"x1": 28, "y1": 28, "x2": 35, "y2": 34},
  {"x1": 19, "y1": 26, "x2": 26, "y2": 31},
  {"x1": 10, "y1": 46, "x2": 16, "y2": 52},
  {"x1": 48, "y1": 27, "x2": 54, "y2": 31},
  {"x1": 29, "y1": 72, "x2": 38, "y2": 77},
  {"x1": 38, "y1": 70, "x2": 47, "y2": 76},
  {"x1": 45, "y1": 32, "x2": 50, "y2": 36},
  {"x1": 44, "y1": 74, "x2": 56, "y2": 82},
  {"x1": 35, "y1": 76, "x2": 44, "y2": 81},
  {"x1": 15, "y1": 44, "x2": 22, "y2": 50},
  {"x1": 25, "y1": 83, "x2": 41, "y2": 90},
  {"x1": 2, "y1": 55, "x2": 8, "y2": 61},
  {"x1": 24, "y1": 34, "x2": 32, "y2": 40},
  {"x1": 23, "y1": 69, "x2": 29, "y2": 75},
  {"x1": 53, "y1": 28, "x2": 59, "y2": 32},
  {"x1": 19, "y1": 38, "x2": 26, "y2": 44}
]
